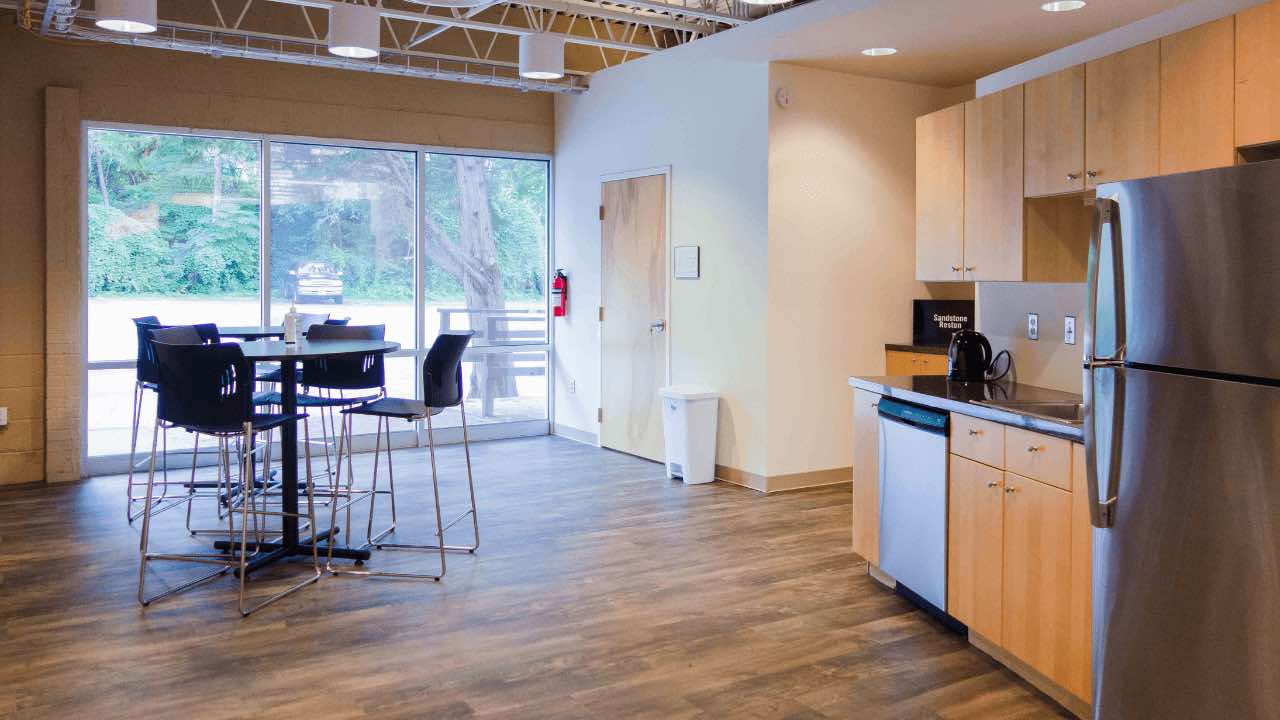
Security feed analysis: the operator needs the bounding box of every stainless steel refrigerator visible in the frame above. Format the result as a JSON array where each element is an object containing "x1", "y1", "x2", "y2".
[{"x1": 1084, "y1": 160, "x2": 1280, "y2": 719}]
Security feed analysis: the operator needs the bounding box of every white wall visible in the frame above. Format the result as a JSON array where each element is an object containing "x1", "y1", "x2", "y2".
[
  {"x1": 552, "y1": 55, "x2": 771, "y2": 475},
  {"x1": 977, "y1": 282, "x2": 1086, "y2": 394},
  {"x1": 764, "y1": 63, "x2": 966, "y2": 477}
]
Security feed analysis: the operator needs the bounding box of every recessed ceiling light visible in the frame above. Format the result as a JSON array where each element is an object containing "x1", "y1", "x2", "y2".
[
  {"x1": 861, "y1": 47, "x2": 898, "y2": 57},
  {"x1": 1041, "y1": 1, "x2": 1086, "y2": 12}
]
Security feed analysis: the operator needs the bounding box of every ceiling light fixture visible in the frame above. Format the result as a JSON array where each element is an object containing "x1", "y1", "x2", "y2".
[
  {"x1": 519, "y1": 33, "x2": 565, "y2": 80},
  {"x1": 328, "y1": 2, "x2": 381, "y2": 59},
  {"x1": 861, "y1": 47, "x2": 898, "y2": 56},
  {"x1": 1041, "y1": 1, "x2": 1086, "y2": 12},
  {"x1": 94, "y1": 0, "x2": 157, "y2": 33}
]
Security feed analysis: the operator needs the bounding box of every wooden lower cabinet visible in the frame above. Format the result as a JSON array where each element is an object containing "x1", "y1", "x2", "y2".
[
  {"x1": 851, "y1": 389, "x2": 881, "y2": 565},
  {"x1": 947, "y1": 455, "x2": 1004, "y2": 643},
  {"x1": 945, "y1": 433, "x2": 1092, "y2": 713},
  {"x1": 885, "y1": 350, "x2": 948, "y2": 376},
  {"x1": 1002, "y1": 470, "x2": 1074, "y2": 688}
]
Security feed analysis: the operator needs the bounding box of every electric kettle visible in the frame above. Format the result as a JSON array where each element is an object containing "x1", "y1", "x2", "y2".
[{"x1": 947, "y1": 329, "x2": 993, "y2": 382}]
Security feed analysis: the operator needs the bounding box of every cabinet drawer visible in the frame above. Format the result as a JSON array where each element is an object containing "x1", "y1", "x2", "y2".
[
  {"x1": 950, "y1": 414, "x2": 1005, "y2": 467},
  {"x1": 1004, "y1": 427, "x2": 1071, "y2": 491},
  {"x1": 886, "y1": 350, "x2": 948, "y2": 376}
]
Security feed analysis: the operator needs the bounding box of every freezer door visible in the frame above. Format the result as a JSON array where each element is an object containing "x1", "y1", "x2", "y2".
[
  {"x1": 1099, "y1": 160, "x2": 1280, "y2": 380},
  {"x1": 1091, "y1": 366, "x2": 1280, "y2": 719}
]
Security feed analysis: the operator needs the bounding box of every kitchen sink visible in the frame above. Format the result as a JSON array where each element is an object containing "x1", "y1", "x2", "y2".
[{"x1": 973, "y1": 400, "x2": 1085, "y2": 424}]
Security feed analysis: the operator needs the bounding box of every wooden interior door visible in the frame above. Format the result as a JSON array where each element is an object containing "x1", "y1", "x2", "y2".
[
  {"x1": 948, "y1": 454, "x2": 1005, "y2": 643},
  {"x1": 851, "y1": 389, "x2": 881, "y2": 565},
  {"x1": 1002, "y1": 471, "x2": 1073, "y2": 688},
  {"x1": 600, "y1": 174, "x2": 667, "y2": 461}
]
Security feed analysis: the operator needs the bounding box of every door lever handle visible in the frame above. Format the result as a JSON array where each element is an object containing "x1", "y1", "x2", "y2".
[{"x1": 649, "y1": 319, "x2": 667, "y2": 334}]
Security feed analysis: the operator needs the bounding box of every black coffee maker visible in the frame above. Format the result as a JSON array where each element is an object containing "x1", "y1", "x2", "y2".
[{"x1": 947, "y1": 329, "x2": 993, "y2": 382}]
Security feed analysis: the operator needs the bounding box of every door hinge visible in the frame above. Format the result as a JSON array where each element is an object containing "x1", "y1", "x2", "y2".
[
  {"x1": 597, "y1": 407, "x2": 603, "y2": 423},
  {"x1": 598, "y1": 205, "x2": 605, "y2": 220},
  {"x1": 598, "y1": 306, "x2": 604, "y2": 322}
]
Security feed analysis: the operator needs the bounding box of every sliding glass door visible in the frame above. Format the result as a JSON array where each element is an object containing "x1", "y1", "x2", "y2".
[{"x1": 84, "y1": 124, "x2": 551, "y2": 473}]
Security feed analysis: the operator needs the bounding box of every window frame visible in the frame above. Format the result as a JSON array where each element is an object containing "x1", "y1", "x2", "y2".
[{"x1": 81, "y1": 120, "x2": 555, "y2": 476}]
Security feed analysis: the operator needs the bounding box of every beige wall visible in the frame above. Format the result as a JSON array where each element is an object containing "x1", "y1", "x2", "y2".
[
  {"x1": 765, "y1": 63, "x2": 967, "y2": 479},
  {"x1": 977, "y1": 281, "x2": 1086, "y2": 394},
  {"x1": 0, "y1": 23, "x2": 554, "y2": 485}
]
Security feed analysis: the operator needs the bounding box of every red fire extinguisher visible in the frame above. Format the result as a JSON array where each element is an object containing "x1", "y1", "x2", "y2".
[{"x1": 552, "y1": 269, "x2": 568, "y2": 317}]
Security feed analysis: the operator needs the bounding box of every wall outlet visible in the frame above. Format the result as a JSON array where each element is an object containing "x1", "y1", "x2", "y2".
[
  {"x1": 1064, "y1": 316, "x2": 1077, "y2": 345},
  {"x1": 0, "y1": 407, "x2": 7, "y2": 427},
  {"x1": 1027, "y1": 313, "x2": 1039, "y2": 341},
  {"x1": 568, "y1": 380, "x2": 576, "y2": 394}
]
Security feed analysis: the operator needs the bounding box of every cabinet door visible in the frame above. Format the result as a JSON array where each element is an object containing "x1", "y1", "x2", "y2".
[
  {"x1": 1160, "y1": 17, "x2": 1236, "y2": 174},
  {"x1": 1236, "y1": 0, "x2": 1280, "y2": 148},
  {"x1": 948, "y1": 455, "x2": 1004, "y2": 643},
  {"x1": 1025, "y1": 65, "x2": 1085, "y2": 197},
  {"x1": 1066, "y1": 444, "x2": 1093, "y2": 702},
  {"x1": 916, "y1": 105, "x2": 965, "y2": 281},
  {"x1": 964, "y1": 87, "x2": 1024, "y2": 281},
  {"x1": 1003, "y1": 472, "x2": 1074, "y2": 688},
  {"x1": 886, "y1": 350, "x2": 948, "y2": 376},
  {"x1": 1085, "y1": 41, "x2": 1160, "y2": 189},
  {"x1": 852, "y1": 389, "x2": 881, "y2": 565}
]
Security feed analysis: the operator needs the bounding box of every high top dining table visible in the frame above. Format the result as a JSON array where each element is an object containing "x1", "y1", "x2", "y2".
[{"x1": 213, "y1": 337, "x2": 400, "y2": 573}]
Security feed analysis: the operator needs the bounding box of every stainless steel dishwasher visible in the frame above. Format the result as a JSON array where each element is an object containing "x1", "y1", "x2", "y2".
[{"x1": 877, "y1": 397, "x2": 948, "y2": 611}]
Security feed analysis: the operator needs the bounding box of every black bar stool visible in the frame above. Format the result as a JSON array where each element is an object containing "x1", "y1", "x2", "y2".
[
  {"x1": 127, "y1": 319, "x2": 219, "y2": 524},
  {"x1": 332, "y1": 331, "x2": 478, "y2": 580},
  {"x1": 139, "y1": 338, "x2": 320, "y2": 616}
]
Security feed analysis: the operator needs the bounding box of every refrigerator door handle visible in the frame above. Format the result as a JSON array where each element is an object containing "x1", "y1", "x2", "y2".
[
  {"x1": 1084, "y1": 365, "x2": 1123, "y2": 528},
  {"x1": 1084, "y1": 197, "x2": 1126, "y2": 366}
]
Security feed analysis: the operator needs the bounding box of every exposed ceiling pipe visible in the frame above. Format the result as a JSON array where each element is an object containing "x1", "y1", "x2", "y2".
[{"x1": 266, "y1": 0, "x2": 659, "y2": 54}]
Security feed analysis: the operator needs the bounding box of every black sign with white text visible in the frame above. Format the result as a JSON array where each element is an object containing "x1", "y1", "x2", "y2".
[{"x1": 913, "y1": 300, "x2": 975, "y2": 347}]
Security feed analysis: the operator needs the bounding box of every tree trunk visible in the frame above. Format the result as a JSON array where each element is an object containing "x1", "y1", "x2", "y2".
[
  {"x1": 93, "y1": 143, "x2": 110, "y2": 207},
  {"x1": 211, "y1": 150, "x2": 223, "y2": 218}
]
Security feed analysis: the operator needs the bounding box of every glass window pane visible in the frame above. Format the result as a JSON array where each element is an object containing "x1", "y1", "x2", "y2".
[
  {"x1": 87, "y1": 129, "x2": 261, "y2": 362},
  {"x1": 432, "y1": 349, "x2": 548, "y2": 428},
  {"x1": 88, "y1": 368, "x2": 198, "y2": 457},
  {"x1": 268, "y1": 142, "x2": 417, "y2": 348}
]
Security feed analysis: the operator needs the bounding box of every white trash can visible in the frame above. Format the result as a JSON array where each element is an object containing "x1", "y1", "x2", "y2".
[{"x1": 660, "y1": 385, "x2": 719, "y2": 485}]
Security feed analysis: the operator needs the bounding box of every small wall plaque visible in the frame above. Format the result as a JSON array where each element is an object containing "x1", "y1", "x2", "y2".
[{"x1": 674, "y1": 245, "x2": 700, "y2": 279}]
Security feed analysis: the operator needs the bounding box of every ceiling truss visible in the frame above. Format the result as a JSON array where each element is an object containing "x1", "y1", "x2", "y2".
[{"x1": 8, "y1": 0, "x2": 793, "y2": 93}]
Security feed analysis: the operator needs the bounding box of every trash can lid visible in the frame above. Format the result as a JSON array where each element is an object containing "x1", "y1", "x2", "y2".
[{"x1": 660, "y1": 384, "x2": 718, "y2": 401}]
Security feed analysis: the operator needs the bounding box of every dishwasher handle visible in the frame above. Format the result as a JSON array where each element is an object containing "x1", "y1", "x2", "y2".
[{"x1": 877, "y1": 397, "x2": 949, "y2": 436}]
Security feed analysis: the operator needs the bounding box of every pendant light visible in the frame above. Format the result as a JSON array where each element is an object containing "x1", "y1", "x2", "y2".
[
  {"x1": 328, "y1": 2, "x2": 382, "y2": 60},
  {"x1": 519, "y1": 33, "x2": 565, "y2": 80},
  {"x1": 94, "y1": 0, "x2": 157, "y2": 33}
]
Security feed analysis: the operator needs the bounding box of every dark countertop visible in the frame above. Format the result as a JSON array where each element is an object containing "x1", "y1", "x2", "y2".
[
  {"x1": 848, "y1": 375, "x2": 1084, "y2": 442},
  {"x1": 885, "y1": 343, "x2": 948, "y2": 356}
]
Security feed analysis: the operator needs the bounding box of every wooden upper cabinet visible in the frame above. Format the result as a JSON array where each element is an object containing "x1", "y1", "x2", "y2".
[
  {"x1": 1085, "y1": 41, "x2": 1160, "y2": 188},
  {"x1": 1160, "y1": 17, "x2": 1236, "y2": 175},
  {"x1": 964, "y1": 86, "x2": 1025, "y2": 282},
  {"x1": 948, "y1": 455, "x2": 1005, "y2": 644},
  {"x1": 1025, "y1": 66, "x2": 1085, "y2": 197},
  {"x1": 1003, "y1": 472, "x2": 1074, "y2": 691},
  {"x1": 916, "y1": 104, "x2": 965, "y2": 281},
  {"x1": 1236, "y1": 0, "x2": 1280, "y2": 148},
  {"x1": 851, "y1": 389, "x2": 881, "y2": 566}
]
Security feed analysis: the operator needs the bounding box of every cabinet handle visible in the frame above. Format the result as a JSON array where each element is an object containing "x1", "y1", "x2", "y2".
[
  {"x1": 1005, "y1": 485, "x2": 1017, "y2": 494},
  {"x1": 1027, "y1": 445, "x2": 1042, "y2": 453},
  {"x1": 1066, "y1": 172, "x2": 1080, "y2": 181},
  {"x1": 871, "y1": 402, "x2": 879, "y2": 408},
  {"x1": 1086, "y1": 170, "x2": 1099, "y2": 179},
  {"x1": 968, "y1": 429, "x2": 982, "y2": 436},
  {"x1": 964, "y1": 266, "x2": 975, "y2": 273},
  {"x1": 987, "y1": 480, "x2": 1000, "y2": 488},
  {"x1": 951, "y1": 265, "x2": 962, "y2": 272}
]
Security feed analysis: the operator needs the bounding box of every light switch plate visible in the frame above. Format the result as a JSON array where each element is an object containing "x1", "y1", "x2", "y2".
[
  {"x1": 1064, "y1": 316, "x2": 1077, "y2": 345},
  {"x1": 1027, "y1": 313, "x2": 1039, "y2": 341}
]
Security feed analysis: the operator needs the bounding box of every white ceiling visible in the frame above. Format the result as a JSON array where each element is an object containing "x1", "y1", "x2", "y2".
[{"x1": 665, "y1": 0, "x2": 1201, "y2": 87}]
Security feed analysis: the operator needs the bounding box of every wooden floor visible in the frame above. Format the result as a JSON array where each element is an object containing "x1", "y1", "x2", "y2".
[{"x1": 0, "y1": 436, "x2": 1068, "y2": 719}]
